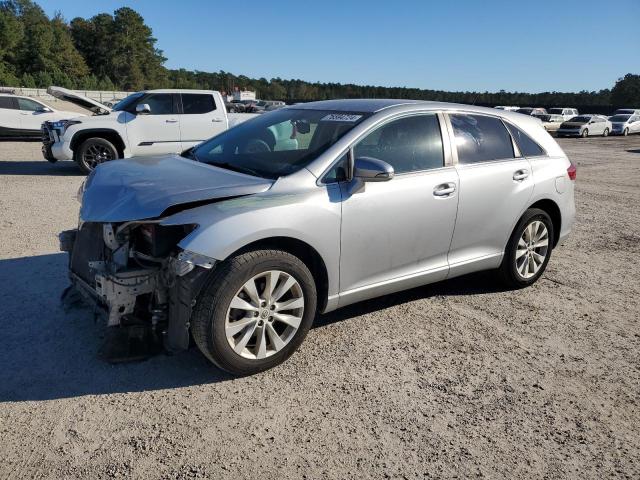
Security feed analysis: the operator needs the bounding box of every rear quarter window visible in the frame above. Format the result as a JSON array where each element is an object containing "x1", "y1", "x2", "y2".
[{"x1": 505, "y1": 122, "x2": 545, "y2": 157}]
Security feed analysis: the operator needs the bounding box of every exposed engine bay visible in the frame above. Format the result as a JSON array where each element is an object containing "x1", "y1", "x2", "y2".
[{"x1": 61, "y1": 221, "x2": 215, "y2": 359}]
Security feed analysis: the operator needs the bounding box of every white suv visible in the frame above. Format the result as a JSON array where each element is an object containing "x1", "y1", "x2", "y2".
[
  {"x1": 0, "y1": 93, "x2": 83, "y2": 139},
  {"x1": 548, "y1": 108, "x2": 579, "y2": 121},
  {"x1": 42, "y1": 88, "x2": 256, "y2": 173}
]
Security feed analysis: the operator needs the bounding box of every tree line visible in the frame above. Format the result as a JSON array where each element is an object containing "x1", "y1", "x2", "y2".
[{"x1": 0, "y1": 0, "x2": 638, "y2": 107}]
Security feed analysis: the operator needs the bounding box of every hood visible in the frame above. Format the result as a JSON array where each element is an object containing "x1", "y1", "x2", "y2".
[
  {"x1": 47, "y1": 86, "x2": 111, "y2": 114},
  {"x1": 80, "y1": 155, "x2": 273, "y2": 222}
]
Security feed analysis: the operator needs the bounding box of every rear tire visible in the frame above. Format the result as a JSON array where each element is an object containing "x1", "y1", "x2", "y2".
[
  {"x1": 581, "y1": 129, "x2": 589, "y2": 138},
  {"x1": 74, "y1": 137, "x2": 118, "y2": 174},
  {"x1": 191, "y1": 249, "x2": 317, "y2": 375},
  {"x1": 498, "y1": 208, "x2": 554, "y2": 289}
]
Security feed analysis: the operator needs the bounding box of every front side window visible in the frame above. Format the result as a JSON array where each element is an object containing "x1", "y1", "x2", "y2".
[
  {"x1": 17, "y1": 98, "x2": 44, "y2": 111},
  {"x1": 353, "y1": 114, "x2": 444, "y2": 174},
  {"x1": 113, "y1": 92, "x2": 144, "y2": 112},
  {"x1": 450, "y1": 114, "x2": 515, "y2": 164},
  {"x1": 190, "y1": 109, "x2": 370, "y2": 179},
  {"x1": 505, "y1": 122, "x2": 545, "y2": 157},
  {"x1": 141, "y1": 94, "x2": 174, "y2": 115},
  {"x1": 182, "y1": 94, "x2": 215, "y2": 114}
]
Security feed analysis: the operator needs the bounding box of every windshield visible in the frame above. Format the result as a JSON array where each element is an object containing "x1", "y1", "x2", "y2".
[
  {"x1": 112, "y1": 92, "x2": 144, "y2": 112},
  {"x1": 567, "y1": 116, "x2": 590, "y2": 123},
  {"x1": 190, "y1": 108, "x2": 370, "y2": 179},
  {"x1": 609, "y1": 115, "x2": 631, "y2": 122}
]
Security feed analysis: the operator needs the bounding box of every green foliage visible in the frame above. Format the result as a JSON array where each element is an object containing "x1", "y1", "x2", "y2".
[
  {"x1": 611, "y1": 74, "x2": 640, "y2": 106},
  {"x1": 0, "y1": 0, "x2": 632, "y2": 108}
]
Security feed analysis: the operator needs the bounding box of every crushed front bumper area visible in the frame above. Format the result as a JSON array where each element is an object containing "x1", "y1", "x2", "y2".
[{"x1": 60, "y1": 223, "x2": 213, "y2": 355}]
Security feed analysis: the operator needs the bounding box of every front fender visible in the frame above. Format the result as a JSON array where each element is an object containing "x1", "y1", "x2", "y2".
[{"x1": 161, "y1": 186, "x2": 343, "y2": 297}]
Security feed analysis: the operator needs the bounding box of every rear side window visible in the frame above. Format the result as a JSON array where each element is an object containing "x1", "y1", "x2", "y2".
[
  {"x1": 0, "y1": 97, "x2": 15, "y2": 109},
  {"x1": 354, "y1": 114, "x2": 444, "y2": 174},
  {"x1": 182, "y1": 94, "x2": 215, "y2": 114},
  {"x1": 450, "y1": 114, "x2": 514, "y2": 164},
  {"x1": 505, "y1": 122, "x2": 545, "y2": 157}
]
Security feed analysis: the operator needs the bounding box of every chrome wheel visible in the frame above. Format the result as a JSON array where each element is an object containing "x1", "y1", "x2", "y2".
[
  {"x1": 515, "y1": 221, "x2": 549, "y2": 279},
  {"x1": 225, "y1": 270, "x2": 304, "y2": 360},
  {"x1": 83, "y1": 143, "x2": 114, "y2": 169}
]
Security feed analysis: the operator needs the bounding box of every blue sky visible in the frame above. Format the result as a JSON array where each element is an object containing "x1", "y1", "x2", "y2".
[{"x1": 38, "y1": 0, "x2": 639, "y2": 93}]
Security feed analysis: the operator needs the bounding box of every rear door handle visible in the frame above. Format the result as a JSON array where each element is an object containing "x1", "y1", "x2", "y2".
[
  {"x1": 513, "y1": 169, "x2": 529, "y2": 181},
  {"x1": 211, "y1": 118, "x2": 224, "y2": 123},
  {"x1": 433, "y1": 183, "x2": 456, "y2": 197},
  {"x1": 165, "y1": 119, "x2": 178, "y2": 123}
]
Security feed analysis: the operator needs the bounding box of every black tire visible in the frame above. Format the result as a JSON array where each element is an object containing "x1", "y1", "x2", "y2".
[
  {"x1": 191, "y1": 249, "x2": 317, "y2": 375},
  {"x1": 498, "y1": 208, "x2": 554, "y2": 289},
  {"x1": 581, "y1": 129, "x2": 589, "y2": 138},
  {"x1": 74, "y1": 137, "x2": 118, "y2": 174},
  {"x1": 602, "y1": 128, "x2": 609, "y2": 137},
  {"x1": 623, "y1": 128, "x2": 629, "y2": 137}
]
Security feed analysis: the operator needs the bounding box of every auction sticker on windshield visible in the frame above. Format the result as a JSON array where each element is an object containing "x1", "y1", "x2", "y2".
[{"x1": 321, "y1": 114, "x2": 363, "y2": 122}]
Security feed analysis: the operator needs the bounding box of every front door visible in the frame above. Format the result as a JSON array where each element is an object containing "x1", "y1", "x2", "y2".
[
  {"x1": 127, "y1": 93, "x2": 182, "y2": 156},
  {"x1": 446, "y1": 113, "x2": 534, "y2": 274},
  {"x1": 16, "y1": 97, "x2": 57, "y2": 133},
  {"x1": 339, "y1": 113, "x2": 459, "y2": 306}
]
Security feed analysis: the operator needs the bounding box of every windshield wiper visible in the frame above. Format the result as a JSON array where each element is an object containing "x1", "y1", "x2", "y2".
[{"x1": 207, "y1": 161, "x2": 264, "y2": 178}]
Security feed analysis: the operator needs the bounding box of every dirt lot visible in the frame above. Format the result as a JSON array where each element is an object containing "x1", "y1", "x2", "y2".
[{"x1": 0, "y1": 135, "x2": 639, "y2": 479}]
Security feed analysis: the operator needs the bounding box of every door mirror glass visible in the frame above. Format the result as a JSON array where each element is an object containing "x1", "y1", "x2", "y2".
[
  {"x1": 136, "y1": 103, "x2": 151, "y2": 115},
  {"x1": 35, "y1": 106, "x2": 52, "y2": 113},
  {"x1": 354, "y1": 156, "x2": 394, "y2": 182}
]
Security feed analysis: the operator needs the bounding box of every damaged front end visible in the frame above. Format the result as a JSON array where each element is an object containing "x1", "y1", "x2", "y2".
[{"x1": 60, "y1": 221, "x2": 215, "y2": 357}]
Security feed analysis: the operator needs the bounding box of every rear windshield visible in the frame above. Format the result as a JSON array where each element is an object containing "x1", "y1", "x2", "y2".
[{"x1": 609, "y1": 115, "x2": 631, "y2": 122}]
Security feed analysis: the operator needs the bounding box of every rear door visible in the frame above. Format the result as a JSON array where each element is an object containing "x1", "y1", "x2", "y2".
[
  {"x1": 446, "y1": 113, "x2": 534, "y2": 275},
  {"x1": 127, "y1": 93, "x2": 181, "y2": 156},
  {"x1": 179, "y1": 93, "x2": 227, "y2": 150},
  {"x1": 0, "y1": 96, "x2": 23, "y2": 136}
]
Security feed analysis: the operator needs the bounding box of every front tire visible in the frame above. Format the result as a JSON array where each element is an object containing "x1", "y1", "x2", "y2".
[
  {"x1": 191, "y1": 249, "x2": 317, "y2": 375},
  {"x1": 602, "y1": 128, "x2": 609, "y2": 137},
  {"x1": 74, "y1": 137, "x2": 118, "y2": 174},
  {"x1": 581, "y1": 128, "x2": 589, "y2": 138},
  {"x1": 498, "y1": 208, "x2": 554, "y2": 288},
  {"x1": 623, "y1": 128, "x2": 629, "y2": 137}
]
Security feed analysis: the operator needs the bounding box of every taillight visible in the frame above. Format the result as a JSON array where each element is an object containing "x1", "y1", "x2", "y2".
[{"x1": 567, "y1": 162, "x2": 576, "y2": 181}]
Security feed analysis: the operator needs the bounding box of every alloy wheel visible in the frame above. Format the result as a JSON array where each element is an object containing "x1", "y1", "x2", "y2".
[
  {"x1": 515, "y1": 221, "x2": 549, "y2": 279},
  {"x1": 225, "y1": 270, "x2": 304, "y2": 360},
  {"x1": 83, "y1": 144, "x2": 115, "y2": 169}
]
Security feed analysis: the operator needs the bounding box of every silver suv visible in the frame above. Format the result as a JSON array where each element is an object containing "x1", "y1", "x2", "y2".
[{"x1": 62, "y1": 100, "x2": 576, "y2": 374}]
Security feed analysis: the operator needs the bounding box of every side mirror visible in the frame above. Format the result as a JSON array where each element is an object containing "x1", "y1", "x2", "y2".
[
  {"x1": 36, "y1": 106, "x2": 52, "y2": 113},
  {"x1": 136, "y1": 103, "x2": 151, "y2": 115},
  {"x1": 354, "y1": 156, "x2": 394, "y2": 182}
]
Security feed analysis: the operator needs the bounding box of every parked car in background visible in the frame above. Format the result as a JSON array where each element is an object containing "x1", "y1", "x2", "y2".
[
  {"x1": 534, "y1": 114, "x2": 565, "y2": 132},
  {"x1": 548, "y1": 108, "x2": 579, "y2": 121},
  {"x1": 557, "y1": 114, "x2": 612, "y2": 138},
  {"x1": 0, "y1": 93, "x2": 85, "y2": 139},
  {"x1": 609, "y1": 114, "x2": 640, "y2": 136},
  {"x1": 612, "y1": 108, "x2": 640, "y2": 116},
  {"x1": 61, "y1": 99, "x2": 575, "y2": 374},
  {"x1": 494, "y1": 106, "x2": 519, "y2": 111},
  {"x1": 517, "y1": 107, "x2": 547, "y2": 116},
  {"x1": 42, "y1": 87, "x2": 258, "y2": 173}
]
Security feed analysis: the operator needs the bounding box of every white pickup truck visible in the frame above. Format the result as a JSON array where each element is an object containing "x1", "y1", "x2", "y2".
[{"x1": 42, "y1": 87, "x2": 258, "y2": 173}]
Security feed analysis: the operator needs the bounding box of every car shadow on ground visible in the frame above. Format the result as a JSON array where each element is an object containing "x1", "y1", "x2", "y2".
[
  {"x1": 0, "y1": 253, "x2": 508, "y2": 403},
  {"x1": 627, "y1": 149, "x2": 640, "y2": 154},
  {"x1": 0, "y1": 160, "x2": 83, "y2": 176}
]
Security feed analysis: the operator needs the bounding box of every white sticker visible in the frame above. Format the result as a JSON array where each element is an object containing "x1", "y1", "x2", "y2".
[{"x1": 321, "y1": 113, "x2": 362, "y2": 122}]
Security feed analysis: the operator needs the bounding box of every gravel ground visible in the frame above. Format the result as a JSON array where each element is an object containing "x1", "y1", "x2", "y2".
[{"x1": 0, "y1": 135, "x2": 639, "y2": 479}]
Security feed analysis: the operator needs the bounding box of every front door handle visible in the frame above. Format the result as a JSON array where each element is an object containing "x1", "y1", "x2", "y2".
[
  {"x1": 433, "y1": 183, "x2": 456, "y2": 197},
  {"x1": 513, "y1": 169, "x2": 529, "y2": 181},
  {"x1": 211, "y1": 118, "x2": 224, "y2": 123},
  {"x1": 165, "y1": 119, "x2": 178, "y2": 123}
]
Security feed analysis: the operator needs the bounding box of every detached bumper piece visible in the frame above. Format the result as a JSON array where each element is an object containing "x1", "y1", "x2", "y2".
[{"x1": 41, "y1": 122, "x2": 57, "y2": 162}]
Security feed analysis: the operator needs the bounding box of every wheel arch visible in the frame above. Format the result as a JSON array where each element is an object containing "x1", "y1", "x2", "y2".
[
  {"x1": 70, "y1": 129, "x2": 126, "y2": 158},
  {"x1": 227, "y1": 236, "x2": 330, "y2": 314},
  {"x1": 528, "y1": 198, "x2": 562, "y2": 247}
]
